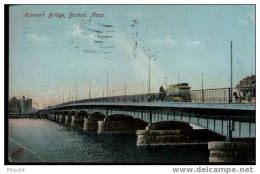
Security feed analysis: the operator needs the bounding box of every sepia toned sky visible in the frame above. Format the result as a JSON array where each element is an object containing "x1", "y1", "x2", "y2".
[{"x1": 9, "y1": 5, "x2": 255, "y2": 108}]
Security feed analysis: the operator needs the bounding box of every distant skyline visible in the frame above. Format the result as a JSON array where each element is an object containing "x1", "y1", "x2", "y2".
[{"x1": 9, "y1": 5, "x2": 255, "y2": 108}]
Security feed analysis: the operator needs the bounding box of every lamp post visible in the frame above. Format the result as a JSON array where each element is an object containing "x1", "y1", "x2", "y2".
[
  {"x1": 142, "y1": 81, "x2": 144, "y2": 102},
  {"x1": 107, "y1": 73, "x2": 109, "y2": 102},
  {"x1": 125, "y1": 84, "x2": 126, "y2": 102},
  {"x1": 76, "y1": 83, "x2": 78, "y2": 101},
  {"x1": 143, "y1": 47, "x2": 157, "y2": 99},
  {"x1": 165, "y1": 76, "x2": 167, "y2": 90},
  {"x1": 202, "y1": 73, "x2": 204, "y2": 102},
  {"x1": 69, "y1": 89, "x2": 70, "y2": 102},
  {"x1": 165, "y1": 76, "x2": 168, "y2": 102},
  {"x1": 123, "y1": 86, "x2": 125, "y2": 103},
  {"x1": 230, "y1": 41, "x2": 233, "y2": 103},
  {"x1": 89, "y1": 78, "x2": 92, "y2": 99},
  {"x1": 227, "y1": 41, "x2": 233, "y2": 141},
  {"x1": 103, "y1": 88, "x2": 104, "y2": 99},
  {"x1": 149, "y1": 55, "x2": 151, "y2": 95}
]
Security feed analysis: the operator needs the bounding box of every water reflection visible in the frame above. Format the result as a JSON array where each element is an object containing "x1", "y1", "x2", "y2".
[{"x1": 9, "y1": 119, "x2": 209, "y2": 163}]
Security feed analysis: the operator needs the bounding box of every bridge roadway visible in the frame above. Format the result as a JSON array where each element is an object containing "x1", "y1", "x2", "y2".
[
  {"x1": 48, "y1": 102, "x2": 255, "y2": 111},
  {"x1": 43, "y1": 101, "x2": 255, "y2": 138}
]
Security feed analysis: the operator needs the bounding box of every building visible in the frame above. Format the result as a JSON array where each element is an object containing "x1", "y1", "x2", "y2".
[
  {"x1": 8, "y1": 97, "x2": 21, "y2": 114},
  {"x1": 8, "y1": 96, "x2": 33, "y2": 114},
  {"x1": 20, "y1": 96, "x2": 33, "y2": 113},
  {"x1": 24, "y1": 98, "x2": 32, "y2": 110},
  {"x1": 236, "y1": 75, "x2": 255, "y2": 99}
]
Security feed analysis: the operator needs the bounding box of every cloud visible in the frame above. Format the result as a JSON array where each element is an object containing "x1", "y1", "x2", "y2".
[
  {"x1": 28, "y1": 34, "x2": 47, "y2": 42},
  {"x1": 127, "y1": 10, "x2": 143, "y2": 20},
  {"x1": 237, "y1": 13, "x2": 255, "y2": 25},
  {"x1": 153, "y1": 35, "x2": 177, "y2": 45},
  {"x1": 153, "y1": 36, "x2": 201, "y2": 47},
  {"x1": 89, "y1": 33, "x2": 98, "y2": 40},
  {"x1": 113, "y1": 32, "x2": 167, "y2": 92},
  {"x1": 184, "y1": 40, "x2": 201, "y2": 46},
  {"x1": 71, "y1": 24, "x2": 82, "y2": 35},
  {"x1": 69, "y1": 24, "x2": 96, "y2": 40}
]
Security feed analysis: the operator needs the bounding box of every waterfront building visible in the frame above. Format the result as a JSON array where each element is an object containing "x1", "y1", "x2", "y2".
[
  {"x1": 8, "y1": 97, "x2": 21, "y2": 114},
  {"x1": 20, "y1": 96, "x2": 33, "y2": 113},
  {"x1": 236, "y1": 75, "x2": 255, "y2": 101},
  {"x1": 24, "y1": 98, "x2": 32, "y2": 110},
  {"x1": 8, "y1": 96, "x2": 33, "y2": 114}
]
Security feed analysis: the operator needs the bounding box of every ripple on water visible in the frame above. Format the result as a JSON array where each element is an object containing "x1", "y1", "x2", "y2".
[{"x1": 8, "y1": 119, "x2": 209, "y2": 163}]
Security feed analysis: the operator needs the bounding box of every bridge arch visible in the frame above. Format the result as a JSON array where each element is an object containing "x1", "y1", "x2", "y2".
[
  {"x1": 76, "y1": 110, "x2": 89, "y2": 118},
  {"x1": 98, "y1": 114, "x2": 149, "y2": 134},
  {"x1": 137, "y1": 120, "x2": 226, "y2": 146},
  {"x1": 62, "y1": 110, "x2": 69, "y2": 116},
  {"x1": 69, "y1": 110, "x2": 76, "y2": 116}
]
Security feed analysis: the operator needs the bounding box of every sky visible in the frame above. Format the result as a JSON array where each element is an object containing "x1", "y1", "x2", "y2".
[{"x1": 9, "y1": 5, "x2": 255, "y2": 108}]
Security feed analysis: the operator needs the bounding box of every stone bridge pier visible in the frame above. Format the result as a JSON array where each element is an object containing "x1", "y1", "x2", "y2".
[
  {"x1": 52, "y1": 113, "x2": 59, "y2": 121},
  {"x1": 136, "y1": 121, "x2": 255, "y2": 164},
  {"x1": 65, "y1": 111, "x2": 73, "y2": 124},
  {"x1": 208, "y1": 139, "x2": 255, "y2": 163},
  {"x1": 136, "y1": 121, "x2": 226, "y2": 146},
  {"x1": 55, "y1": 112, "x2": 60, "y2": 122},
  {"x1": 71, "y1": 111, "x2": 88, "y2": 126},
  {"x1": 49, "y1": 113, "x2": 55, "y2": 120},
  {"x1": 51, "y1": 113, "x2": 57, "y2": 121},
  {"x1": 59, "y1": 111, "x2": 65, "y2": 123},
  {"x1": 83, "y1": 112, "x2": 105, "y2": 130}
]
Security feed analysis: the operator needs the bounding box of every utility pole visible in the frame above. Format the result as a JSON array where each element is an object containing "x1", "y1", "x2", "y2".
[
  {"x1": 178, "y1": 73, "x2": 179, "y2": 84},
  {"x1": 125, "y1": 84, "x2": 126, "y2": 102},
  {"x1": 59, "y1": 95, "x2": 60, "y2": 104},
  {"x1": 230, "y1": 41, "x2": 233, "y2": 103},
  {"x1": 202, "y1": 72, "x2": 204, "y2": 102},
  {"x1": 63, "y1": 92, "x2": 64, "y2": 103},
  {"x1": 165, "y1": 76, "x2": 167, "y2": 90},
  {"x1": 143, "y1": 47, "x2": 157, "y2": 96},
  {"x1": 165, "y1": 76, "x2": 168, "y2": 102},
  {"x1": 147, "y1": 79, "x2": 149, "y2": 94},
  {"x1": 112, "y1": 90, "x2": 114, "y2": 102},
  {"x1": 149, "y1": 55, "x2": 151, "y2": 95},
  {"x1": 69, "y1": 89, "x2": 70, "y2": 102},
  {"x1": 227, "y1": 41, "x2": 233, "y2": 141},
  {"x1": 76, "y1": 83, "x2": 78, "y2": 101},
  {"x1": 142, "y1": 81, "x2": 144, "y2": 102},
  {"x1": 123, "y1": 86, "x2": 125, "y2": 102},
  {"x1": 89, "y1": 78, "x2": 92, "y2": 99},
  {"x1": 107, "y1": 73, "x2": 108, "y2": 102}
]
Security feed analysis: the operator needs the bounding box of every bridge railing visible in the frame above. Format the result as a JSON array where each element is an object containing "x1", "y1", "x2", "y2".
[{"x1": 56, "y1": 86, "x2": 255, "y2": 106}]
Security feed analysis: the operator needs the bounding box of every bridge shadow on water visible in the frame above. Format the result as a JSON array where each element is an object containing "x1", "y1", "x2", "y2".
[
  {"x1": 33, "y1": 103, "x2": 256, "y2": 164},
  {"x1": 57, "y1": 122, "x2": 209, "y2": 164}
]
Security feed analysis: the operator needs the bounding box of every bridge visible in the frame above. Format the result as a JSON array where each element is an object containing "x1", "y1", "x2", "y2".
[{"x1": 38, "y1": 87, "x2": 256, "y2": 163}]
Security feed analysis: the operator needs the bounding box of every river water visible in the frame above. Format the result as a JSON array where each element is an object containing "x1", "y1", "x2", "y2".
[{"x1": 8, "y1": 118, "x2": 209, "y2": 164}]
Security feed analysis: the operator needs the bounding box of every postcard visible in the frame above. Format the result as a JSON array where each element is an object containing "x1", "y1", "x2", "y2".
[{"x1": 6, "y1": 4, "x2": 255, "y2": 166}]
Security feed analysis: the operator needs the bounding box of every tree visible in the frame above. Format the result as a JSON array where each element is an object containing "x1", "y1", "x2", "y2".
[
  {"x1": 159, "y1": 86, "x2": 166, "y2": 93},
  {"x1": 159, "y1": 86, "x2": 166, "y2": 101}
]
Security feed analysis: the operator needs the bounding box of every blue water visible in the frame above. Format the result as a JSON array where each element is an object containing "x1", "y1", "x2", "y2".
[{"x1": 8, "y1": 119, "x2": 209, "y2": 164}]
